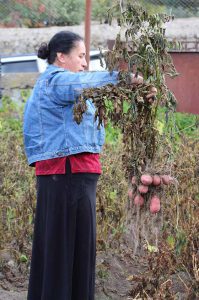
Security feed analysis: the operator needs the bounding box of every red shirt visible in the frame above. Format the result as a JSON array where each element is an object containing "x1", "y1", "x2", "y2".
[{"x1": 35, "y1": 153, "x2": 101, "y2": 175}]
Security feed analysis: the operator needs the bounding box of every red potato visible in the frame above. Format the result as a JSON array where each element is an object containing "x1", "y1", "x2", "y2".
[
  {"x1": 161, "y1": 175, "x2": 170, "y2": 185},
  {"x1": 141, "y1": 174, "x2": 153, "y2": 186},
  {"x1": 134, "y1": 194, "x2": 144, "y2": 206},
  {"x1": 138, "y1": 185, "x2": 149, "y2": 194},
  {"x1": 150, "y1": 195, "x2": 161, "y2": 213},
  {"x1": 152, "y1": 174, "x2": 161, "y2": 186}
]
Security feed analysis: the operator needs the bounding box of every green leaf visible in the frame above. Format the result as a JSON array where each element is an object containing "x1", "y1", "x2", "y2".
[
  {"x1": 167, "y1": 235, "x2": 175, "y2": 249},
  {"x1": 20, "y1": 254, "x2": 28, "y2": 263}
]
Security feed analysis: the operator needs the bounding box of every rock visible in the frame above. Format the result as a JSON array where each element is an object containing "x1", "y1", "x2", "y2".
[
  {"x1": 0, "y1": 289, "x2": 27, "y2": 300},
  {"x1": 7, "y1": 260, "x2": 15, "y2": 268},
  {"x1": 0, "y1": 249, "x2": 12, "y2": 262},
  {"x1": 0, "y1": 272, "x2": 5, "y2": 280}
]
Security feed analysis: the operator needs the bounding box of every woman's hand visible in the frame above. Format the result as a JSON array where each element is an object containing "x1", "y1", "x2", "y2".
[
  {"x1": 131, "y1": 73, "x2": 144, "y2": 85},
  {"x1": 131, "y1": 74, "x2": 158, "y2": 103},
  {"x1": 146, "y1": 86, "x2": 158, "y2": 103}
]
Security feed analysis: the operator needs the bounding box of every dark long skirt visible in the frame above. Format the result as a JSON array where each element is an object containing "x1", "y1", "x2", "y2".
[{"x1": 27, "y1": 160, "x2": 99, "y2": 300}]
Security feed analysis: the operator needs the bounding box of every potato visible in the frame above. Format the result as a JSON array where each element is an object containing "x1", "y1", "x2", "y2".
[
  {"x1": 138, "y1": 185, "x2": 148, "y2": 194},
  {"x1": 161, "y1": 175, "x2": 170, "y2": 185},
  {"x1": 134, "y1": 194, "x2": 144, "y2": 206},
  {"x1": 152, "y1": 174, "x2": 161, "y2": 186},
  {"x1": 150, "y1": 195, "x2": 161, "y2": 213},
  {"x1": 141, "y1": 174, "x2": 153, "y2": 185}
]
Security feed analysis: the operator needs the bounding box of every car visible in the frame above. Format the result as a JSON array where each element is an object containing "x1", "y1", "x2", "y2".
[
  {"x1": 0, "y1": 50, "x2": 106, "y2": 103},
  {"x1": 0, "y1": 50, "x2": 106, "y2": 74},
  {"x1": 1, "y1": 54, "x2": 47, "y2": 74}
]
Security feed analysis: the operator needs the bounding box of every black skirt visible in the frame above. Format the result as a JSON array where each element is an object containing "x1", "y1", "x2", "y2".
[{"x1": 28, "y1": 160, "x2": 99, "y2": 300}]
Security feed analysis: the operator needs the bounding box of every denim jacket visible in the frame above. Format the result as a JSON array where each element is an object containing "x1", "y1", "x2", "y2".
[{"x1": 23, "y1": 65, "x2": 118, "y2": 166}]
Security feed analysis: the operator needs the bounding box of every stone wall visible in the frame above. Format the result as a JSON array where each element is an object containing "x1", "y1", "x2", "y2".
[
  {"x1": 1, "y1": 18, "x2": 199, "y2": 55},
  {"x1": 0, "y1": 22, "x2": 120, "y2": 55}
]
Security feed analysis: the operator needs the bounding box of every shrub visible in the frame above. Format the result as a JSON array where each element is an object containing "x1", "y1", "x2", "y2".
[
  {"x1": 0, "y1": 0, "x2": 84, "y2": 27},
  {"x1": 0, "y1": 97, "x2": 35, "y2": 267}
]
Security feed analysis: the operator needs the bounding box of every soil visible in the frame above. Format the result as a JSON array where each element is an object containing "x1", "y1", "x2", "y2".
[{"x1": 0, "y1": 234, "x2": 194, "y2": 300}]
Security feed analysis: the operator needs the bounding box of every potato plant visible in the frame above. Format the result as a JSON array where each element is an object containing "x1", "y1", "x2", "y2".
[{"x1": 74, "y1": 1, "x2": 180, "y2": 211}]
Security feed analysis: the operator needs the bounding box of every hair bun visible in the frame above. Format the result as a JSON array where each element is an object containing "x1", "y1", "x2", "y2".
[{"x1": 38, "y1": 42, "x2": 49, "y2": 59}]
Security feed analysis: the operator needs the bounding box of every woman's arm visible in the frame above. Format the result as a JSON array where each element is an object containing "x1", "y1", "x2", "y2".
[
  {"x1": 47, "y1": 69, "x2": 155, "y2": 106},
  {"x1": 48, "y1": 70, "x2": 119, "y2": 106}
]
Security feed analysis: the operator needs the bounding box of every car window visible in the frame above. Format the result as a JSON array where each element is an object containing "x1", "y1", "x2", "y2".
[{"x1": 1, "y1": 60, "x2": 39, "y2": 73}]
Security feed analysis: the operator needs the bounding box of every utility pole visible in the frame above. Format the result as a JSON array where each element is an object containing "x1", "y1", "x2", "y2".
[{"x1": 85, "y1": 0, "x2": 92, "y2": 70}]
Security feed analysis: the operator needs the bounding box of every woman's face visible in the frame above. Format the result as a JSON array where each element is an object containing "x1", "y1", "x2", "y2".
[{"x1": 55, "y1": 40, "x2": 87, "y2": 72}]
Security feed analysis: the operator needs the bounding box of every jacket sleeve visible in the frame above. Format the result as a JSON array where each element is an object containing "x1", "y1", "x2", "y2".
[{"x1": 47, "y1": 70, "x2": 118, "y2": 106}]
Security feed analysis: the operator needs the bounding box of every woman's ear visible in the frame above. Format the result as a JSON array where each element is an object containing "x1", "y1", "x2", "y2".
[{"x1": 56, "y1": 52, "x2": 67, "y2": 64}]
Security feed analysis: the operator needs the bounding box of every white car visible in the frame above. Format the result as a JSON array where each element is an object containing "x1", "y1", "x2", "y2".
[
  {"x1": 1, "y1": 50, "x2": 105, "y2": 74},
  {"x1": 0, "y1": 50, "x2": 106, "y2": 102}
]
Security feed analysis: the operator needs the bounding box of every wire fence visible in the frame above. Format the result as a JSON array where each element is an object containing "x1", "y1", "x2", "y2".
[
  {"x1": 143, "y1": 0, "x2": 199, "y2": 18},
  {"x1": 0, "y1": 0, "x2": 85, "y2": 27},
  {"x1": 0, "y1": 0, "x2": 199, "y2": 28}
]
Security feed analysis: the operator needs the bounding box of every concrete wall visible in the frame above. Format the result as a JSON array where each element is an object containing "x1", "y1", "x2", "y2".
[
  {"x1": 1, "y1": 73, "x2": 38, "y2": 104},
  {"x1": 1, "y1": 18, "x2": 199, "y2": 55}
]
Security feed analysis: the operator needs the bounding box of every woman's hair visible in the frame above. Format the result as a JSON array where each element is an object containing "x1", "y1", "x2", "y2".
[{"x1": 37, "y1": 31, "x2": 83, "y2": 64}]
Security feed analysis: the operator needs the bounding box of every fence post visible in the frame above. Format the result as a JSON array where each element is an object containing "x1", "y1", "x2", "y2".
[{"x1": 85, "y1": 0, "x2": 92, "y2": 70}]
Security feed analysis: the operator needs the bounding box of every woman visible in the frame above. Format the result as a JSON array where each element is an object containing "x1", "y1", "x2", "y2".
[{"x1": 23, "y1": 31, "x2": 156, "y2": 300}]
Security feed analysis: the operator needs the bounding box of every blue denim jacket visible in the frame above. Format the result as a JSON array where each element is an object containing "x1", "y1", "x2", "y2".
[{"x1": 23, "y1": 65, "x2": 118, "y2": 166}]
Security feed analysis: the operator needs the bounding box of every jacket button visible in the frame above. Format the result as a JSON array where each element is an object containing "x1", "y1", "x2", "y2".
[{"x1": 56, "y1": 152, "x2": 63, "y2": 156}]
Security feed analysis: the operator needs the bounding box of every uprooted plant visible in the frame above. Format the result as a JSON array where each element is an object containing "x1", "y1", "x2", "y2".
[{"x1": 74, "y1": 1, "x2": 179, "y2": 212}]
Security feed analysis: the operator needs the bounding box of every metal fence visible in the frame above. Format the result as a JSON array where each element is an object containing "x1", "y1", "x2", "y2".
[
  {"x1": 143, "y1": 0, "x2": 199, "y2": 17},
  {"x1": 0, "y1": 0, "x2": 199, "y2": 28}
]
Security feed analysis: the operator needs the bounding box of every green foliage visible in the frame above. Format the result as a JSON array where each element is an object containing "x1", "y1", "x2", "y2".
[
  {"x1": 141, "y1": 0, "x2": 166, "y2": 14},
  {"x1": 0, "y1": 96, "x2": 22, "y2": 133},
  {"x1": 92, "y1": 0, "x2": 116, "y2": 23},
  {"x1": 146, "y1": 0, "x2": 199, "y2": 9},
  {"x1": 45, "y1": 0, "x2": 84, "y2": 26},
  {"x1": 157, "y1": 107, "x2": 199, "y2": 139},
  {"x1": 142, "y1": 0, "x2": 199, "y2": 17},
  {"x1": 105, "y1": 121, "x2": 121, "y2": 144},
  {"x1": 0, "y1": 0, "x2": 84, "y2": 27},
  {"x1": 91, "y1": 0, "x2": 199, "y2": 22},
  {"x1": 0, "y1": 97, "x2": 35, "y2": 259}
]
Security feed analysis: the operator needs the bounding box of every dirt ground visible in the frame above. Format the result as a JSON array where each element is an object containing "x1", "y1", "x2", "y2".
[{"x1": 0, "y1": 235, "x2": 194, "y2": 300}]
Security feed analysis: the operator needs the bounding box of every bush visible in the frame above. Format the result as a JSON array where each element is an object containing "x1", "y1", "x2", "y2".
[
  {"x1": 92, "y1": 0, "x2": 113, "y2": 23},
  {"x1": 0, "y1": 98, "x2": 35, "y2": 267},
  {"x1": 0, "y1": 0, "x2": 85, "y2": 27},
  {"x1": 0, "y1": 97, "x2": 127, "y2": 262},
  {"x1": 157, "y1": 108, "x2": 199, "y2": 139}
]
